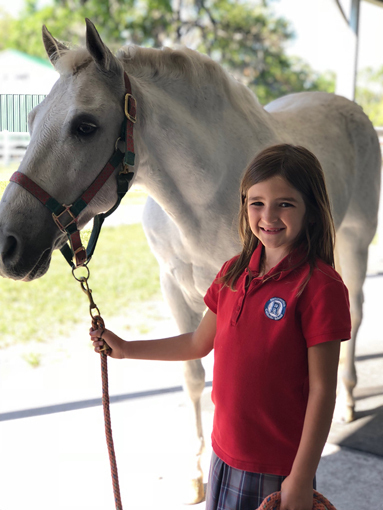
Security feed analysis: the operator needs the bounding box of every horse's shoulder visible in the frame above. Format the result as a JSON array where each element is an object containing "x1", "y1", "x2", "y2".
[
  {"x1": 142, "y1": 196, "x2": 176, "y2": 245},
  {"x1": 141, "y1": 196, "x2": 191, "y2": 262}
]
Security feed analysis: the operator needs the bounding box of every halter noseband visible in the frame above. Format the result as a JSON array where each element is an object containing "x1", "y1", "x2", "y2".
[{"x1": 10, "y1": 72, "x2": 137, "y2": 269}]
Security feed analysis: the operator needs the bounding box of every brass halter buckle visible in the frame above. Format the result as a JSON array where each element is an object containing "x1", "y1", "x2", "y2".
[
  {"x1": 52, "y1": 204, "x2": 77, "y2": 232},
  {"x1": 124, "y1": 93, "x2": 137, "y2": 123}
]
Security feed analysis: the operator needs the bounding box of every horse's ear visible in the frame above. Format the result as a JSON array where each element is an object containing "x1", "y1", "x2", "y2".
[
  {"x1": 42, "y1": 25, "x2": 68, "y2": 66},
  {"x1": 85, "y1": 18, "x2": 121, "y2": 76}
]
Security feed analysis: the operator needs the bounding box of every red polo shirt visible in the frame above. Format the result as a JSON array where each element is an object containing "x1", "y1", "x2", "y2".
[{"x1": 204, "y1": 243, "x2": 351, "y2": 476}]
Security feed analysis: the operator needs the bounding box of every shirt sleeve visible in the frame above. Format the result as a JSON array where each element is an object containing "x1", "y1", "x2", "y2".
[
  {"x1": 204, "y1": 259, "x2": 233, "y2": 314},
  {"x1": 299, "y1": 278, "x2": 351, "y2": 347},
  {"x1": 204, "y1": 271, "x2": 222, "y2": 314}
]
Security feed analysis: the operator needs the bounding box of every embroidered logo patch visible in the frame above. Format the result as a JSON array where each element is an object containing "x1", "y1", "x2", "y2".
[{"x1": 264, "y1": 297, "x2": 286, "y2": 321}]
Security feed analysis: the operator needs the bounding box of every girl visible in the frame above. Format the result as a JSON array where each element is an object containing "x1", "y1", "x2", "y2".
[{"x1": 90, "y1": 144, "x2": 351, "y2": 510}]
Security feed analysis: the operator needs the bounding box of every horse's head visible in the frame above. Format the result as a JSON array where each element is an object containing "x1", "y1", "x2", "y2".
[{"x1": 0, "y1": 19, "x2": 132, "y2": 280}]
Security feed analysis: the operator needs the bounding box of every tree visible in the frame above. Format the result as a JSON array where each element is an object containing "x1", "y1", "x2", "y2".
[
  {"x1": 356, "y1": 66, "x2": 383, "y2": 127},
  {"x1": 0, "y1": 0, "x2": 334, "y2": 104}
]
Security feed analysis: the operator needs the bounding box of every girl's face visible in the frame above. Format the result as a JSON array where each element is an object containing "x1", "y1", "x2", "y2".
[{"x1": 247, "y1": 175, "x2": 306, "y2": 262}]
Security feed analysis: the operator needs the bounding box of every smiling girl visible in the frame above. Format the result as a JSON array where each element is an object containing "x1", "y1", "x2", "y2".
[{"x1": 90, "y1": 144, "x2": 351, "y2": 510}]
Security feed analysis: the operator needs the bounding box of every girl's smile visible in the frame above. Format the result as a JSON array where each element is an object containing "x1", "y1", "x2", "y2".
[
  {"x1": 260, "y1": 227, "x2": 285, "y2": 234},
  {"x1": 247, "y1": 175, "x2": 306, "y2": 266}
]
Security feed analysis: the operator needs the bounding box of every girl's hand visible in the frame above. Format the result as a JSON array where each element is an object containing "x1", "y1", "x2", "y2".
[
  {"x1": 280, "y1": 475, "x2": 313, "y2": 510},
  {"x1": 89, "y1": 328, "x2": 127, "y2": 359}
]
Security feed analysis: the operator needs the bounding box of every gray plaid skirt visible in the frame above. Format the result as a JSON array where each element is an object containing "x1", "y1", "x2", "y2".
[{"x1": 205, "y1": 451, "x2": 316, "y2": 510}]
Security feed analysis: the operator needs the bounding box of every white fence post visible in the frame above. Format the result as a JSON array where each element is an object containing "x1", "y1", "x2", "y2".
[
  {"x1": 0, "y1": 131, "x2": 30, "y2": 166},
  {"x1": 2, "y1": 130, "x2": 11, "y2": 166}
]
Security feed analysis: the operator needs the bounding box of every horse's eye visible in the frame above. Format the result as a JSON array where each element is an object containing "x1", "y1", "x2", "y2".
[{"x1": 77, "y1": 123, "x2": 97, "y2": 136}]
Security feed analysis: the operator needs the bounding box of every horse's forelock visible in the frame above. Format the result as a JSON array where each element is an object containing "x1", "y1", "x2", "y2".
[{"x1": 55, "y1": 48, "x2": 92, "y2": 76}]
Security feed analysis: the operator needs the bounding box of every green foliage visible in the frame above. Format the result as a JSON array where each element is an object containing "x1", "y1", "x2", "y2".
[
  {"x1": 356, "y1": 66, "x2": 383, "y2": 126},
  {"x1": 0, "y1": 223, "x2": 161, "y2": 348},
  {"x1": 1, "y1": 3, "x2": 81, "y2": 56},
  {"x1": 22, "y1": 351, "x2": 42, "y2": 367},
  {"x1": 0, "y1": 0, "x2": 334, "y2": 104}
]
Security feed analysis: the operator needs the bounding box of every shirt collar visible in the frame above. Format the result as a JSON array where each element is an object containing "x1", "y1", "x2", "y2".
[{"x1": 247, "y1": 242, "x2": 307, "y2": 281}]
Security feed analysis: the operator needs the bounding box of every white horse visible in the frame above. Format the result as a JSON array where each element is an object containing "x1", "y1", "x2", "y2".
[{"x1": 0, "y1": 19, "x2": 380, "y2": 503}]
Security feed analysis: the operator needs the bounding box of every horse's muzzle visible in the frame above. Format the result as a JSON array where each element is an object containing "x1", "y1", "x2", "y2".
[{"x1": 0, "y1": 224, "x2": 56, "y2": 281}]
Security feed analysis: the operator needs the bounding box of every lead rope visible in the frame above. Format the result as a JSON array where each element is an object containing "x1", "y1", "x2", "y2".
[{"x1": 73, "y1": 266, "x2": 123, "y2": 510}]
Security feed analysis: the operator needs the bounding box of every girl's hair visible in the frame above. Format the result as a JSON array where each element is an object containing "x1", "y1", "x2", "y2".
[{"x1": 222, "y1": 144, "x2": 336, "y2": 292}]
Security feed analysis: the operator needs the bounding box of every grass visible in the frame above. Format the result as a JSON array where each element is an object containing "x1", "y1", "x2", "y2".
[
  {"x1": 0, "y1": 180, "x2": 7, "y2": 196},
  {"x1": 0, "y1": 162, "x2": 19, "y2": 181},
  {"x1": 0, "y1": 222, "x2": 161, "y2": 349},
  {"x1": 22, "y1": 352, "x2": 42, "y2": 368}
]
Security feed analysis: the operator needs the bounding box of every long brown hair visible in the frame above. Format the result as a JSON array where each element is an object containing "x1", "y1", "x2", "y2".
[{"x1": 221, "y1": 144, "x2": 336, "y2": 292}]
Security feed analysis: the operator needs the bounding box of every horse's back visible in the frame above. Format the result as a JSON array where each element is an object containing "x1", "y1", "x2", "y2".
[{"x1": 265, "y1": 91, "x2": 381, "y2": 229}]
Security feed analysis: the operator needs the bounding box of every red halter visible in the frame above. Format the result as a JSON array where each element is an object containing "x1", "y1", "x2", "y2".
[{"x1": 10, "y1": 72, "x2": 137, "y2": 268}]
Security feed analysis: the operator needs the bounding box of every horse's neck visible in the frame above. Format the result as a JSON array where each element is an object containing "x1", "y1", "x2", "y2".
[{"x1": 131, "y1": 73, "x2": 278, "y2": 234}]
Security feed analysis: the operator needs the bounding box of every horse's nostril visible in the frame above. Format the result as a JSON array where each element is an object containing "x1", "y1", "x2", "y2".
[{"x1": 1, "y1": 235, "x2": 18, "y2": 264}]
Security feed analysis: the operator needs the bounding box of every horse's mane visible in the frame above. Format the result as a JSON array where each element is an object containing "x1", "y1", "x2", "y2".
[
  {"x1": 55, "y1": 44, "x2": 261, "y2": 114},
  {"x1": 118, "y1": 45, "x2": 259, "y2": 104}
]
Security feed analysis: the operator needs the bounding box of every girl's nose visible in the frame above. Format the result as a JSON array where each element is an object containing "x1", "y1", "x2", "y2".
[{"x1": 263, "y1": 206, "x2": 278, "y2": 224}]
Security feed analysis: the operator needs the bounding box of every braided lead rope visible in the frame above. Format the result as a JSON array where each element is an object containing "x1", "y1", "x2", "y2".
[
  {"x1": 256, "y1": 489, "x2": 337, "y2": 510},
  {"x1": 91, "y1": 314, "x2": 123, "y2": 510},
  {"x1": 74, "y1": 267, "x2": 124, "y2": 510}
]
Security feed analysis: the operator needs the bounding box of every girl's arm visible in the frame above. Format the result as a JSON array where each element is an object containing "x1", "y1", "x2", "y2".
[
  {"x1": 90, "y1": 309, "x2": 216, "y2": 361},
  {"x1": 280, "y1": 339, "x2": 341, "y2": 510}
]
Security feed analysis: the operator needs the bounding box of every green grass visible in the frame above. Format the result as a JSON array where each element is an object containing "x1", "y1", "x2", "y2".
[
  {"x1": 0, "y1": 223, "x2": 161, "y2": 348},
  {"x1": 0, "y1": 162, "x2": 18, "y2": 181},
  {"x1": 0, "y1": 181, "x2": 7, "y2": 196}
]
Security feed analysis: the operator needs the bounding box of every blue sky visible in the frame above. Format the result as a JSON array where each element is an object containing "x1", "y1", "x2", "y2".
[{"x1": 1, "y1": 0, "x2": 382, "y2": 73}]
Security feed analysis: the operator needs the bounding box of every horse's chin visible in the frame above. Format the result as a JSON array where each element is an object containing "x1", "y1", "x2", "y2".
[
  {"x1": 0, "y1": 247, "x2": 51, "y2": 281},
  {"x1": 20, "y1": 248, "x2": 52, "y2": 281}
]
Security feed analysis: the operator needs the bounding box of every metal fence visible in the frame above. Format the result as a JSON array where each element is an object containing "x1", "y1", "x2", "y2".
[
  {"x1": 0, "y1": 131, "x2": 30, "y2": 166},
  {"x1": 0, "y1": 94, "x2": 46, "y2": 132}
]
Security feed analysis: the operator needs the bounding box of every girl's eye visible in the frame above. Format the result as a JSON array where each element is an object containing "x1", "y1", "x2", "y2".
[
  {"x1": 280, "y1": 202, "x2": 293, "y2": 208},
  {"x1": 250, "y1": 201, "x2": 263, "y2": 207}
]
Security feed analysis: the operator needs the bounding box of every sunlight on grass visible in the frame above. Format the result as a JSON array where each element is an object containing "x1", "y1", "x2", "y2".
[
  {"x1": 0, "y1": 162, "x2": 18, "y2": 181},
  {"x1": 0, "y1": 223, "x2": 161, "y2": 348},
  {"x1": 0, "y1": 181, "x2": 7, "y2": 196}
]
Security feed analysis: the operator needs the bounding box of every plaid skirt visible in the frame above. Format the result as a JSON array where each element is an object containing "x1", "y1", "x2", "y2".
[{"x1": 206, "y1": 451, "x2": 316, "y2": 510}]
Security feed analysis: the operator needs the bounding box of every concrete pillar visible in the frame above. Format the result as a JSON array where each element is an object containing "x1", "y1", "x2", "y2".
[{"x1": 335, "y1": 0, "x2": 360, "y2": 100}]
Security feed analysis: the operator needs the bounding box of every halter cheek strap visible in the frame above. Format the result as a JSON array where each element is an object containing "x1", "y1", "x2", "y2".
[{"x1": 9, "y1": 72, "x2": 137, "y2": 269}]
